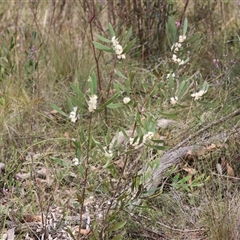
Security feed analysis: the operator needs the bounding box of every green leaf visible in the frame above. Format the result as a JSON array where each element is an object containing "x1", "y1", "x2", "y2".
[
  {"x1": 70, "y1": 96, "x2": 86, "y2": 109},
  {"x1": 70, "y1": 83, "x2": 84, "y2": 99},
  {"x1": 166, "y1": 16, "x2": 177, "y2": 47},
  {"x1": 112, "y1": 235, "x2": 123, "y2": 240},
  {"x1": 159, "y1": 111, "x2": 178, "y2": 119},
  {"x1": 113, "y1": 82, "x2": 125, "y2": 93},
  {"x1": 115, "y1": 69, "x2": 127, "y2": 79},
  {"x1": 89, "y1": 72, "x2": 97, "y2": 95},
  {"x1": 202, "y1": 80, "x2": 209, "y2": 92},
  {"x1": 176, "y1": 80, "x2": 190, "y2": 97},
  {"x1": 183, "y1": 18, "x2": 188, "y2": 35},
  {"x1": 107, "y1": 103, "x2": 123, "y2": 109},
  {"x1": 97, "y1": 93, "x2": 120, "y2": 111},
  {"x1": 169, "y1": 74, "x2": 175, "y2": 94},
  {"x1": 145, "y1": 144, "x2": 170, "y2": 151},
  {"x1": 92, "y1": 41, "x2": 113, "y2": 52},
  {"x1": 50, "y1": 103, "x2": 68, "y2": 118},
  {"x1": 178, "y1": 175, "x2": 192, "y2": 184},
  {"x1": 198, "y1": 101, "x2": 217, "y2": 108},
  {"x1": 124, "y1": 27, "x2": 133, "y2": 43},
  {"x1": 151, "y1": 139, "x2": 165, "y2": 144},
  {"x1": 108, "y1": 23, "x2": 116, "y2": 37},
  {"x1": 123, "y1": 38, "x2": 136, "y2": 53},
  {"x1": 185, "y1": 33, "x2": 202, "y2": 44},
  {"x1": 96, "y1": 34, "x2": 112, "y2": 43},
  {"x1": 50, "y1": 157, "x2": 69, "y2": 167},
  {"x1": 107, "y1": 220, "x2": 126, "y2": 232}
]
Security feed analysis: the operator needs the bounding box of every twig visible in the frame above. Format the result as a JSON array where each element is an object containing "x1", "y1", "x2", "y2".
[
  {"x1": 211, "y1": 172, "x2": 240, "y2": 181},
  {"x1": 156, "y1": 220, "x2": 205, "y2": 233},
  {"x1": 172, "y1": 108, "x2": 240, "y2": 151}
]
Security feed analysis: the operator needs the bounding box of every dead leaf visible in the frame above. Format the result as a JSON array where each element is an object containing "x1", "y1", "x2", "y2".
[
  {"x1": 226, "y1": 162, "x2": 234, "y2": 177},
  {"x1": 114, "y1": 158, "x2": 125, "y2": 169},
  {"x1": 183, "y1": 166, "x2": 197, "y2": 175},
  {"x1": 206, "y1": 143, "x2": 216, "y2": 151},
  {"x1": 72, "y1": 226, "x2": 91, "y2": 236},
  {"x1": 23, "y1": 214, "x2": 42, "y2": 222},
  {"x1": 16, "y1": 173, "x2": 31, "y2": 180}
]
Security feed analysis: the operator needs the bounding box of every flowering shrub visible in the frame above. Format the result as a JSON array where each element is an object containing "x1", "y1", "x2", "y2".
[{"x1": 50, "y1": 19, "x2": 211, "y2": 239}]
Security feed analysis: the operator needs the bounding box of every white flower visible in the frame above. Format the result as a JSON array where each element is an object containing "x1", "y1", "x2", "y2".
[
  {"x1": 104, "y1": 150, "x2": 113, "y2": 158},
  {"x1": 130, "y1": 132, "x2": 154, "y2": 149},
  {"x1": 103, "y1": 146, "x2": 113, "y2": 158},
  {"x1": 179, "y1": 35, "x2": 186, "y2": 43},
  {"x1": 113, "y1": 44, "x2": 123, "y2": 55},
  {"x1": 172, "y1": 54, "x2": 177, "y2": 62},
  {"x1": 167, "y1": 73, "x2": 175, "y2": 78},
  {"x1": 117, "y1": 54, "x2": 126, "y2": 59},
  {"x1": 69, "y1": 106, "x2": 78, "y2": 123},
  {"x1": 174, "y1": 47, "x2": 179, "y2": 53},
  {"x1": 170, "y1": 96, "x2": 178, "y2": 105},
  {"x1": 88, "y1": 95, "x2": 98, "y2": 112},
  {"x1": 177, "y1": 43, "x2": 182, "y2": 48},
  {"x1": 179, "y1": 59, "x2": 185, "y2": 65},
  {"x1": 143, "y1": 132, "x2": 154, "y2": 141},
  {"x1": 191, "y1": 89, "x2": 207, "y2": 100},
  {"x1": 111, "y1": 36, "x2": 119, "y2": 46},
  {"x1": 111, "y1": 36, "x2": 125, "y2": 60},
  {"x1": 73, "y1": 157, "x2": 80, "y2": 166},
  {"x1": 177, "y1": 58, "x2": 182, "y2": 63},
  {"x1": 123, "y1": 97, "x2": 131, "y2": 104}
]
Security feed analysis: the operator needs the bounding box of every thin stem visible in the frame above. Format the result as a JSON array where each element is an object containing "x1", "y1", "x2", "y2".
[
  {"x1": 89, "y1": 2, "x2": 102, "y2": 93},
  {"x1": 78, "y1": 114, "x2": 92, "y2": 239}
]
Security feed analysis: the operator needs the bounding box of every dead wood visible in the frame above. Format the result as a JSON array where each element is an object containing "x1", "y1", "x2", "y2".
[{"x1": 144, "y1": 116, "x2": 240, "y2": 192}]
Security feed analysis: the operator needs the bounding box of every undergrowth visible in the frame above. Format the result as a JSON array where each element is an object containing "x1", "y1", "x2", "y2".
[{"x1": 0, "y1": 1, "x2": 239, "y2": 240}]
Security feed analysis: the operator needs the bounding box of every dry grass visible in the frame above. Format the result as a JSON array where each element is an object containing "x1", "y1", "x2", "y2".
[{"x1": 0, "y1": 1, "x2": 239, "y2": 239}]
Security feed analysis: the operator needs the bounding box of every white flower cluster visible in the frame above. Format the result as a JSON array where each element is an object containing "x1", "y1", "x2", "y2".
[
  {"x1": 191, "y1": 89, "x2": 207, "y2": 100},
  {"x1": 69, "y1": 107, "x2": 78, "y2": 123},
  {"x1": 111, "y1": 36, "x2": 126, "y2": 59},
  {"x1": 123, "y1": 97, "x2": 131, "y2": 104},
  {"x1": 88, "y1": 95, "x2": 98, "y2": 112},
  {"x1": 171, "y1": 35, "x2": 186, "y2": 66},
  {"x1": 170, "y1": 96, "x2": 178, "y2": 105},
  {"x1": 166, "y1": 73, "x2": 175, "y2": 79},
  {"x1": 129, "y1": 132, "x2": 154, "y2": 149},
  {"x1": 103, "y1": 146, "x2": 113, "y2": 158},
  {"x1": 72, "y1": 157, "x2": 80, "y2": 166}
]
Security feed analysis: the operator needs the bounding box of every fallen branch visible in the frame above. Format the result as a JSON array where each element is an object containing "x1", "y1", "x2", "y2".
[{"x1": 144, "y1": 120, "x2": 240, "y2": 191}]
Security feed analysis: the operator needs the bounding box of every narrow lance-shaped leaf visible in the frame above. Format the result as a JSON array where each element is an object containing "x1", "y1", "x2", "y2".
[
  {"x1": 97, "y1": 93, "x2": 120, "y2": 111},
  {"x1": 183, "y1": 18, "x2": 188, "y2": 35},
  {"x1": 89, "y1": 72, "x2": 97, "y2": 95},
  {"x1": 70, "y1": 83, "x2": 84, "y2": 99},
  {"x1": 96, "y1": 34, "x2": 112, "y2": 43},
  {"x1": 50, "y1": 103, "x2": 68, "y2": 118},
  {"x1": 123, "y1": 38, "x2": 136, "y2": 53},
  {"x1": 107, "y1": 220, "x2": 126, "y2": 232},
  {"x1": 108, "y1": 23, "x2": 115, "y2": 37},
  {"x1": 107, "y1": 103, "x2": 123, "y2": 109},
  {"x1": 92, "y1": 41, "x2": 113, "y2": 52},
  {"x1": 124, "y1": 27, "x2": 133, "y2": 44},
  {"x1": 115, "y1": 69, "x2": 127, "y2": 79}
]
